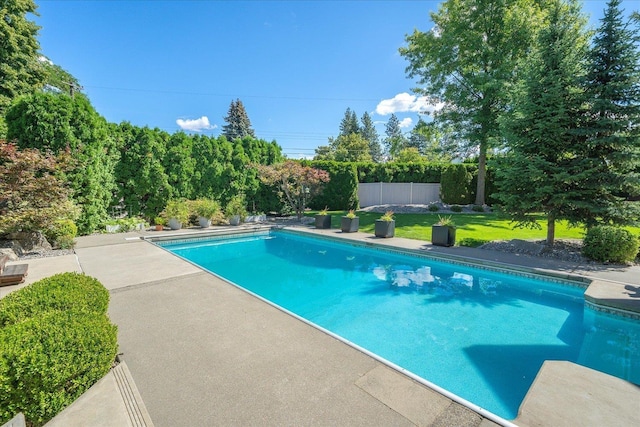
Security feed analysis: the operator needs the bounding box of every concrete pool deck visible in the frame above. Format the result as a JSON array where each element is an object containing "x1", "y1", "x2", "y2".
[{"x1": 3, "y1": 225, "x2": 640, "y2": 426}]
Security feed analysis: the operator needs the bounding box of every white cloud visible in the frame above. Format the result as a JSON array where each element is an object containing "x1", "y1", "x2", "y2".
[
  {"x1": 38, "y1": 55, "x2": 53, "y2": 65},
  {"x1": 375, "y1": 92, "x2": 444, "y2": 116},
  {"x1": 176, "y1": 116, "x2": 216, "y2": 132},
  {"x1": 399, "y1": 118, "x2": 413, "y2": 128}
]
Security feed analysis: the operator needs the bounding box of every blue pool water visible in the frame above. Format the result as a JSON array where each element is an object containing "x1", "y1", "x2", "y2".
[{"x1": 161, "y1": 230, "x2": 640, "y2": 420}]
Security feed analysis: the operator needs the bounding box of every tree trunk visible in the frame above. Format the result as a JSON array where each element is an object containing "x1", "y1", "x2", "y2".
[
  {"x1": 475, "y1": 142, "x2": 487, "y2": 206},
  {"x1": 546, "y1": 214, "x2": 555, "y2": 246}
]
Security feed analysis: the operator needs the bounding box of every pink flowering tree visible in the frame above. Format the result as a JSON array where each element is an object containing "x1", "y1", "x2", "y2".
[{"x1": 256, "y1": 160, "x2": 330, "y2": 220}]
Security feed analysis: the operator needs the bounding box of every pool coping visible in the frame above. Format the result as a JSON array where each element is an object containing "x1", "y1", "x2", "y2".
[{"x1": 145, "y1": 225, "x2": 640, "y2": 426}]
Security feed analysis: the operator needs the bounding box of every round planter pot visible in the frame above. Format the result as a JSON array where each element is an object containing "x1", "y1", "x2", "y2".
[
  {"x1": 198, "y1": 217, "x2": 212, "y2": 228},
  {"x1": 229, "y1": 215, "x2": 241, "y2": 226},
  {"x1": 168, "y1": 218, "x2": 183, "y2": 230}
]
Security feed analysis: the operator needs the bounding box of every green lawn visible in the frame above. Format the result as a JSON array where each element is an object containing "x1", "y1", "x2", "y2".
[{"x1": 306, "y1": 211, "x2": 631, "y2": 246}]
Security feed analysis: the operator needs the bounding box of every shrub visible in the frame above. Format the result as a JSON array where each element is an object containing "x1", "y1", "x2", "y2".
[
  {"x1": 0, "y1": 311, "x2": 118, "y2": 426},
  {"x1": 450, "y1": 205, "x2": 463, "y2": 212},
  {"x1": 428, "y1": 204, "x2": 439, "y2": 212},
  {"x1": 458, "y1": 238, "x2": 489, "y2": 248},
  {"x1": 472, "y1": 205, "x2": 485, "y2": 212},
  {"x1": 440, "y1": 164, "x2": 472, "y2": 204},
  {"x1": 46, "y1": 219, "x2": 77, "y2": 249},
  {"x1": 0, "y1": 273, "x2": 109, "y2": 328},
  {"x1": 582, "y1": 226, "x2": 640, "y2": 264}
]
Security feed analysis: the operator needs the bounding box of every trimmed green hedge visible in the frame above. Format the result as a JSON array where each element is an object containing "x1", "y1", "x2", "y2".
[
  {"x1": 440, "y1": 164, "x2": 473, "y2": 205},
  {"x1": 583, "y1": 226, "x2": 640, "y2": 264},
  {"x1": 0, "y1": 273, "x2": 118, "y2": 426},
  {"x1": 0, "y1": 272, "x2": 109, "y2": 327},
  {"x1": 306, "y1": 161, "x2": 359, "y2": 210}
]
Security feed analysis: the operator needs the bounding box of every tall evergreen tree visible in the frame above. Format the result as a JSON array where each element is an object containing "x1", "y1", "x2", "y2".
[
  {"x1": 222, "y1": 99, "x2": 255, "y2": 141},
  {"x1": 338, "y1": 107, "x2": 360, "y2": 137},
  {"x1": 495, "y1": 0, "x2": 590, "y2": 245},
  {"x1": 360, "y1": 111, "x2": 382, "y2": 162},
  {"x1": 384, "y1": 114, "x2": 407, "y2": 159},
  {"x1": 0, "y1": 0, "x2": 45, "y2": 118},
  {"x1": 580, "y1": 0, "x2": 640, "y2": 225}
]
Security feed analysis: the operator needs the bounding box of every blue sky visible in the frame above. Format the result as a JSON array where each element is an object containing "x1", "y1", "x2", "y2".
[{"x1": 34, "y1": 0, "x2": 637, "y2": 158}]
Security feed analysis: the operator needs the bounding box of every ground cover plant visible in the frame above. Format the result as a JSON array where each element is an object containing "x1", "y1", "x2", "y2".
[{"x1": 307, "y1": 211, "x2": 632, "y2": 245}]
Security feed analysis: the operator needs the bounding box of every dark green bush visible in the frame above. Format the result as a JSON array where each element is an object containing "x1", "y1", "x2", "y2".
[
  {"x1": 0, "y1": 273, "x2": 109, "y2": 328},
  {"x1": 45, "y1": 219, "x2": 78, "y2": 249},
  {"x1": 428, "y1": 204, "x2": 439, "y2": 212},
  {"x1": 307, "y1": 161, "x2": 359, "y2": 210},
  {"x1": 458, "y1": 238, "x2": 489, "y2": 248},
  {"x1": 583, "y1": 226, "x2": 640, "y2": 264},
  {"x1": 450, "y1": 205, "x2": 463, "y2": 213},
  {"x1": 0, "y1": 311, "x2": 118, "y2": 426},
  {"x1": 440, "y1": 164, "x2": 473, "y2": 204},
  {"x1": 472, "y1": 205, "x2": 485, "y2": 212}
]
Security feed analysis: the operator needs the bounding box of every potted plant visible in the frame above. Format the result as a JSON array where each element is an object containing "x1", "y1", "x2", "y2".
[
  {"x1": 375, "y1": 211, "x2": 395, "y2": 238},
  {"x1": 163, "y1": 199, "x2": 190, "y2": 230},
  {"x1": 341, "y1": 209, "x2": 359, "y2": 233},
  {"x1": 315, "y1": 207, "x2": 332, "y2": 229},
  {"x1": 193, "y1": 198, "x2": 221, "y2": 228},
  {"x1": 226, "y1": 194, "x2": 247, "y2": 226},
  {"x1": 432, "y1": 215, "x2": 456, "y2": 247},
  {"x1": 154, "y1": 216, "x2": 166, "y2": 231}
]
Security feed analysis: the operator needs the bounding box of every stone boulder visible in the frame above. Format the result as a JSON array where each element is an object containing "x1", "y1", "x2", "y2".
[{"x1": 5, "y1": 231, "x2": 52, "y2": 253}]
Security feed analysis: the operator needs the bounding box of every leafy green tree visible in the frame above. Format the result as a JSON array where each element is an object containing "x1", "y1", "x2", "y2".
[
  {"x1": 40, "y1": 57, "x2": 81, "y2": 95},
  {"x1": 409, "y1": 118, "x2": 452, "y2": 162},
  {"x1": 222, "y1": 99, "x2": 255, "y2": 141},
  {"x1": 579, "y1": 0, "x2": 640, "y2": 225},
  {"x1": 400, "y1": 0, "x2": 548, "y2": 205},
  {"x1": 6, "y1": 92, "x2": 117, "y2": 233},
  {"x1": 164, "y1": 132, "x2": 196, "y2": 200},
  {"x1": 495, "y1": 0, "x2": 590, "y2": 245},
  {"x1": 0, "y1": 0, "x2": 45, "y2": 125},
  {"x1": 339, "y1": 108, "x2": 360, "y2": 136},
  {"x1": 360, "y1": 111, "x2": 382, "y2": 162},
  {"x1": 384, "y1": 114, "x2": 407, "y2": 159},
  {"x1": 394, "y1": 147, "x2": 426, "y2": 163}
]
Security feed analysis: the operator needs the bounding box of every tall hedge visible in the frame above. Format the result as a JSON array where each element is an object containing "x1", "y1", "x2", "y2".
[
  {"x1": 356, "y1": 162, "x2": 444, "y2": 183},
  {"x1": 440, "y1": 164, "x2": 473, "y2": 204},
  {"x1": 306, "y1": 161, "x2": 359, "y2": 210}
]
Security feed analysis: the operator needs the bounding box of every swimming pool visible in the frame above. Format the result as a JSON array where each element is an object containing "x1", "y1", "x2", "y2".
[{"x1": 159, "y1": 229, "x2": 640, "y2": 420}]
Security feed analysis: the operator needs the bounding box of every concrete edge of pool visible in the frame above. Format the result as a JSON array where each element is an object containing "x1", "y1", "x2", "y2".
[{"x1": 147, "y1": 225, "x2": 640, "y2": 426}]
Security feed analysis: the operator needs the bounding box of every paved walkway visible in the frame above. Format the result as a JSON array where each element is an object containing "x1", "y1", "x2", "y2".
[{"x1": 3, "y1": 225, "x2": 640, "y2": 426}]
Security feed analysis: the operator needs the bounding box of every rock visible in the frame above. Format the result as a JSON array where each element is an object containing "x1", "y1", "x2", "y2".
[
  {"x1": 0, "y1": 240, "x2": 24, "y2": 257},
  {"x1": 0, "y1": 248, "x2": 19, "y2": 261},
  {"x1": 5, "y1": 231, "x2": 52, "y2": 252}
]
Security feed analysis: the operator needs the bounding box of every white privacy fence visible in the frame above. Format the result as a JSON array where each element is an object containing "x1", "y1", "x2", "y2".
[{"x1": 358, "y1": 183, "x2": 441, "y2": 207}]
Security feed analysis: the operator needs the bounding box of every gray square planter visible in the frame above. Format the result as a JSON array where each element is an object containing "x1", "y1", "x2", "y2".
[
  {"x1": 315, "y1": 215, "x2": 332, "y2": 229},
  {"x1": 432, "y1": 225, "x2": 456, "y2": 247},
  {"x1": 375, "y1": 220, "x2": 395, "y2": 238},
  {"x1": 341, "y1": 216, "x2": 359, "y2": 233}
]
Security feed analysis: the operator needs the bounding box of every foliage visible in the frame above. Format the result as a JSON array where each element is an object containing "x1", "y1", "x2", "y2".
[
  {"x1": 472, "y1": 205, "x2": 485, "y2": 213},
  {"x1": 163, "y1": 199, "x2": 190, "y2": 224},
  {"x1": 0, "y1": 0, "x2": 45, "y2": 118},
  {"x1": 5, "y1": 92, "x2": 118, "y2": 234},
  {"x1": 256, "y1": 160, "x2": 330, "y2": 219},
  {"x1": 380, "y1": 211, "x2": 395, "y2": 222},
  {"x1": 225, "y1": 194, "x2": 247, "y2": 220},
  {"x1": 345, "y1": 210, "x2": 357, "y2": 219},
  {"x1": 361, "y1": 112, "x2": 382, "y2": 162},
  {"x1": 400, "y1": 0, "x2": 548, "y2": 205},
  {"x1": 436, "y1": 215, "x2": 455, "y2": 227},
  {"x1": 0, "y1": 311, "x2": 117, "y2": 426},
  {"x1": 384, "y1": 114, "x2": 407, "y2": 159},
  {"x1": 46, "y1": 219, "x2": 77, "y2": 249},
  {"x1": 428, "y1": 204, "x2": 439, "y2": 212},
  {"x1": 393, "y1": 147, "x2": 426, "y2": 163},
  {"x1": 495, "y1": 0, "x2": 590, "y2": 245},
  {"x1": 192, "y1": 198, "x2": 222, "y2": 220},
  {"x1": 317, "y1": 206, "x2": 329, "y2": 215},
  {"x1": 307, "y1": 161, "x2": 358, "y2": 210},
  {"x1": 440, "y1": 164, "x2": 473, "y2": 204},
  {"x1": 339, "y1": 107, "x2": 360, "y2": 136},
  {"x1": 582, "y1": 225, "x2": 639, "y2": 263},
  {"x1": 450, "y1": 205, "x2": 463, "y2": 213},
  {"x1": 0, "y1": 141, "x2": 79, "y2": 234},
  {"x1": 222, "y1": 99, "x2": 255, "y2": 141},
  {"x1": 164, "y1": 132, "x2": 196, "y2": 200},
  {"x1": 153, "y1": 216, "x2": 166, "y2": 226},
  {"x1": 103, "y1": 216, "x2": 146, "y2": 233},
  {"x1": 317, "y1": 133, "x2": 372, "y2": 162},
  {"x1": 0, "y1": 272, "x2": 116, "y2": 426},
  {"x1": 356, "y1": 162, "x2": 444, "y2": 183},
  {"x1": 0, "y1": 273, "x2": 109, "y2": 327},
  {"x1": 578, "y1": 0, "x2": 640, "y2": 225},
  {"x1": 458, "y1": 237, "x2": 489, "y2": 248}
]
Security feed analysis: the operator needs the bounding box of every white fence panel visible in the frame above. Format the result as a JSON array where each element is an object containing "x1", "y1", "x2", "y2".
[{"x1": 358, "y1": 183, "x2": 441, "y2": 207}]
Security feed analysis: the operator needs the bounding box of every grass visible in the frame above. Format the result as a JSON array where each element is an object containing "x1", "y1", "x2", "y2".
[{"x1": 306, "y1": 211, "x2": 640, "y2": 246}]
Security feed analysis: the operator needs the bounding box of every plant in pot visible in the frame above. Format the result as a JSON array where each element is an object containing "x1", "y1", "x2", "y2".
[
  {"x1": 375, "y1": 211, "x2": 395, "y2": 238},
  {"x1": 153, "y1": 216, "x2": 166, "y2": 231},
  {"x1": 341, "y1": 209, "x2": 359, "y2": 233},
  {"x1": 226, "y1": 194, "x2": 247, "y2": 226},
  {"x1": 315, "y1": 207, "x2": 332, "y2": 229},
  {"x1": 193, "y1": 198, "x2": 221, "y2": 228},
  {"x1": 163, "y1": 199, "x2": 190, "y2": 230},
  {"x1": 432, "y1": 215, "x2": 456, "y2": 247}
]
